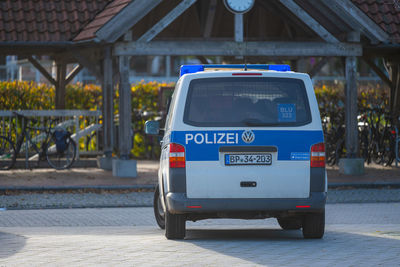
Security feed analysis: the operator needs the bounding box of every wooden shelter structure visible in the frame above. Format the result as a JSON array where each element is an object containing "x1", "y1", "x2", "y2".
[{"x1": 0, "y1": 0, "x2": 399, "y2": 175}]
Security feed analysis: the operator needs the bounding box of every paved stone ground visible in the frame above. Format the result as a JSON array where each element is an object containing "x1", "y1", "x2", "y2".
[
  {"x1": 1, "y1": 189, "x2": 400, "y2": 210},
  {"x1": 1, "y1": 161, "x2": 399, "y2": 188},
  {"x1": 0, "y1": 203, "x2": 399, "y2": 266},
  {"x1": 0, "y1": 191, "x2": 155, "y2": 209}
]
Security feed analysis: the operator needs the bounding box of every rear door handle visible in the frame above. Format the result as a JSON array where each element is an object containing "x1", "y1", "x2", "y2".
[{"x1": 240, "y1": 181, "x2": 257, "y2": 187}]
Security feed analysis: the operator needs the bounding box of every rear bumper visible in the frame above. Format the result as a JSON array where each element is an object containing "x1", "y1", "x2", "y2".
[{"x1": 166, "y1": 192, "x2": 326, "y2": 214}]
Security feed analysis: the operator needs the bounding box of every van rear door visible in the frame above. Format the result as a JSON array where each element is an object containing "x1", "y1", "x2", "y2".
[{"x1": 174, "y1": 77, "x2": 323, "y2": 199}]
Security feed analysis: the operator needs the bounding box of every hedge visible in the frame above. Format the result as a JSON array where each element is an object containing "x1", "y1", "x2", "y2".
[
  {"x1": 0, "y1": 80, "x2": 171, "y2": 159},
  {"x1": 0, "y1": 80, "x2": 389, "y2": 159}
]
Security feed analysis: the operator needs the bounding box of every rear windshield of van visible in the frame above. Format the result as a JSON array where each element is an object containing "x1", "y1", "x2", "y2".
[{"x1": 183, "y1": 77, "x2": 312, "y2": 127}]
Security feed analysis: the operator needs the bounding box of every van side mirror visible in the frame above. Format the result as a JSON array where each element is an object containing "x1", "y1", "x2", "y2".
[{"x1": 145, "y1": 120, "x2": 160, "y2": 135}]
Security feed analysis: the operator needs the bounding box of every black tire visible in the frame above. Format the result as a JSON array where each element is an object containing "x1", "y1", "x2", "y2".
[
  {"x1": 46, "y1": 136, "x2": 77, "y2": 170},
  {"x1": 0, "y1": 136, "x2": 16, "y2": 170},
  {"x1": 382, "y1": 135, "x2": 394, "y2": 167},
  {"x1": 371, "y1": 141, "x2": 382, "y2": 165},
  {"x1": 277, "y1": 217, "x2": 302, "y2": 230},
  {"x1": 165, "y1": 209, "x2": 186, "y2": 240},
  {"x1": 359, "y1": 130, "x2": 370, "y2": 163},
  {"x1": 302, "y1": 210, "x2": 325, "y2": 239},
  {"x1": 397, "y1": 139, "x2": 400, "y2": 163},
  {"x1": 153, "y1": 185, "x2": 165, "y2": 229}
]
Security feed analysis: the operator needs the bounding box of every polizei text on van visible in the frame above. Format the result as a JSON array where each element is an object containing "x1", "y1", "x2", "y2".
[{"x1": 185, "y1": 132, "x2": 239, "y2": 145}]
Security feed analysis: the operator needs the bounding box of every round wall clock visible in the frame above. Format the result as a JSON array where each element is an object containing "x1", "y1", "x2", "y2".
[{"x1": 223, "y1": 0, "x2": 255, "y2": 14}]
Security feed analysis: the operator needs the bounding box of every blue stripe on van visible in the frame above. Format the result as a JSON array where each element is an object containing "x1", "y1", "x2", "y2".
[{"x1": 170, "y1": 130, "x2": 324, "y2": 161}]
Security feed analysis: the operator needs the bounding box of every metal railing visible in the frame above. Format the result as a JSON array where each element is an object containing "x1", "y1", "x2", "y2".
[{"x1": 0, "y1": 110, "x2": 103, "y2": 159}]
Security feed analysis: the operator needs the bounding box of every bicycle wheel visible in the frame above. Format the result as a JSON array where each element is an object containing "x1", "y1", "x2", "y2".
[
  {"x1": 397, "y1": 138, "x2": 400, "y2": 163},
  {"x1": 359, "y1": 129, "x2": 370, "y2": 163},
  {"x1": 382, "y1": 134, "x2": 394, "y2": 167},
  {"x1": 46, "y1": 136, "x2": 77, "y2": 170},
  {"x1": 371, "y1": 141, "x2": 382, "y2": 165},
  {"x1": 0, "y1": 136, "x2": 16, "y2": 170}
]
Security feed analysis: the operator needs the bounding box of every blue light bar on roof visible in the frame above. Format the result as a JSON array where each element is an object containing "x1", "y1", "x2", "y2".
[
  {"x1": 180, "y1": 65, "x2": 204, "y2": 76},
  {"x1": 179, "y1": 64, "x2": 291, "y2": 76}
]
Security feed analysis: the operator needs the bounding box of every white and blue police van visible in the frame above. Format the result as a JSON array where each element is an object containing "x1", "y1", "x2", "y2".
[{"x1": 145, "y1": 64, "x2": 327, "y2": 239}]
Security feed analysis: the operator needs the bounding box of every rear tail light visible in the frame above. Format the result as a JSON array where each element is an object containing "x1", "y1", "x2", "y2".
[
  {"x1": 169, "y1": 143, "x2": 185, "y2": 168},
  {"x1": 311, "y1": 143, "x2": 325, "y2": 168}
]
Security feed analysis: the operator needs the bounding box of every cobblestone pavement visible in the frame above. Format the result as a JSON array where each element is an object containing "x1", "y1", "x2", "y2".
[
  {"x1": 0, "y1": 191, "x2": 155, "y2": 210},
  {"x1": 0, "y1": 203, "x2": 399, "y2": 266},
  {"x1": 1, "y1": 189, "x2": 400, "y2": 210}
]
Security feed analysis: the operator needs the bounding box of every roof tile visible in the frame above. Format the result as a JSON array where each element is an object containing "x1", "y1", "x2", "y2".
[
  {"x1": 352, "y1": 0, "x2": 400, "y2": 43},
  {"x1": 73, "y1": 0, "x2": 131, "y2": 42},
  {"x1": 0, "y1": 0, "x2": 113, "y2": 42},
  {"x1": 2, "y1": 0, "x2": 396, "y2": 45}
]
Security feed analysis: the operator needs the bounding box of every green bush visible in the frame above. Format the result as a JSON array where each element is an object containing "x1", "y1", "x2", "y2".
[
  {"x1": 314, "y1": 83, "x2": 389, "y2": 120},
  {"x1": 66, "y1": 83, "x2": 102, "y2": 110},
  {"x1": 0, "y1": 80, "x2": 172, "y2": 159},
  {"x1": 0, "y1": 80, "x2": 390, "y2": 159},
  {"x1": 0, "y1": 81, "x2": 54, "y2": 110},
  {"x1": 124, "y1": 81, "x2": 173, "y2": 158}
]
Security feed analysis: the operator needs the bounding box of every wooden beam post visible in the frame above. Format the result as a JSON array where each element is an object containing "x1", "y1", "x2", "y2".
[
  {"x1": 362, "y1": 57, "x2": 392, "y2": 88},
  {"x1": 96, "y1": 0, "x2": 162, "y2": 43},
  {"x1": 102, "y1": 47, "x2": 114, "y2": 158},
  {"x1": 322, "y1": 0, "x2": 388, "y2": 43},
  {"x1": 118, "y1": 56, "x2": 132, "y2": 159},
  {"x1": 234, "y1": 14, "x2": 243, "y2": 43},
  {"x1": 27, "y1": 56, "x2": 56, "y2": 85},
  {"x1": 345, "y1": 56, "x2": 358, "y2": 158},
  {"x1": 65, "y1": 64, "x2": 84, "y2": 85},
  {"x1": 386, "y1": 60, "x2": 400, "y2": 119},
  {"x1": 55, "y1": 62, "x2": 66, "y2": 110},
  {"x1": 203, "y1": 0, "x2": 217, "y2": 38},
  {"x1": 114, "y1": 41, "x2": 362, "y2": 57},
  {"x1": 279, "y1": 0, "x2": 339, "y2": 43},
  {"x1": 137, "y1": 0, "x2": 197, "y2": 43}
]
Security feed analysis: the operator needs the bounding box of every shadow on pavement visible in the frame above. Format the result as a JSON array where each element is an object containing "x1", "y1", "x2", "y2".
[
  {"x1": 0, "y1": 231, "x2": 26, "y2": 259},
  {"x1": 186, "y1": 228, "x2": 304, "y2": 240},
  {"x1": 180, "y1": 228, "x2": 400, "y2": 265}
]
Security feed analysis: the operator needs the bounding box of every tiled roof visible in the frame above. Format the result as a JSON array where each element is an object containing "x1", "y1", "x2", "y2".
[
  {"x1": 0, "y1": 0, "x2": 112, "y2": 42},
  {"x1": 74, "y1": 0, "x2": 131, "y2": 42},
  {"x1": 352, "y1": 0, "x2": 400, "y2": 43},
  {"x1": 0, "y1": 0, "x2": 398, "y2": 44}
]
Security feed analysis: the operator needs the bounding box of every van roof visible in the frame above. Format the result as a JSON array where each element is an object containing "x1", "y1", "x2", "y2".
[{"x1": 180, "y1": 64, "x2": 291, "y2": 77}]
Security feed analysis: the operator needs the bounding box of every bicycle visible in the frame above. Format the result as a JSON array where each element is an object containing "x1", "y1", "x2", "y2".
[
  {"x1": 395, "y1": 123, "x2": 400, "y2": 167},
  {"x1": 0, "y1": 112, "x2": 77, "y2": 170},
  {"x1": 366, "y1": 107, "x2": 385, "y2": 165},
  {"x1": 383, "y1": 115, "x2": 400, "y2": 167},
  {"x1": 325, "y1": 109, "x2": 345, "y2": 166},
  {"x1": 358, "y1": 111, "x2": 371, "y2": 164}
]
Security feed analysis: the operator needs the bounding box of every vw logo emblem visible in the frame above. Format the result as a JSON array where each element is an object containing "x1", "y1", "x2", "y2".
[{"x1": 242, "y1": 130, "x2": 255, "y2": 144}]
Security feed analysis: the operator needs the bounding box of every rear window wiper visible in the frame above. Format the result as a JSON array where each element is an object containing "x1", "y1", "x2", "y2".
[{"x1": 241, "y1": 118, "x2": 280, "y2": 126}]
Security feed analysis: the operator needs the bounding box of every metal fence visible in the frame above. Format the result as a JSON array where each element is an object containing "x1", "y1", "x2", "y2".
[{"x1": 0, "y1": 110, "x2": 102, "y2": 159}]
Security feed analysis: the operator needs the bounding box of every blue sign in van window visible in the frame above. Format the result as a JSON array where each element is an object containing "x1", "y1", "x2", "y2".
[{"x1": 278, "y1": 104, "x2": 296, "y2": 122}]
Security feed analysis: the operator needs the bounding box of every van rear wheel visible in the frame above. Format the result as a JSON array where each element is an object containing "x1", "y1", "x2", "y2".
[
  {"x1": 153, "y1": 186, "x2": 165, "y2": 229},
  {"x1": 165, "y1": 210, "x2": 186, "y2": 240},
  {"x1": 302, "y1": 210, "x2": 325, "y2": 239},
  {"x1": 277, "y1": 217, "x2": 302, "y2": 230}
]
